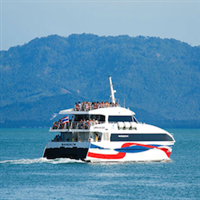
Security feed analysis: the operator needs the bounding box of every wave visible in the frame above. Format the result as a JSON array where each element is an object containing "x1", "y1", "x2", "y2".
[
  {"x1": 0, "y1": 157, "x2": 85, "y2": 165},
  {"x1": 0, "y1": 157, "x2": 172, "y2": 165}
]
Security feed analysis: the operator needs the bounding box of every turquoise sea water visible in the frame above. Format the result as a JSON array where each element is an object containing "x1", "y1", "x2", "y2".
[{"x1": 0, "y1": 128, "x2": 199, "y2": 200}]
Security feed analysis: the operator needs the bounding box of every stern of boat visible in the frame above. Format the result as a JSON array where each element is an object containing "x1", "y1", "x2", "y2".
[{"x1": 43, "y1": 141, "x2": 90, "y2": 160}]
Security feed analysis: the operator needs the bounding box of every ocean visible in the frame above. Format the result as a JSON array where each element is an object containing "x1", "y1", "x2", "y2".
[{"x1": 0, "y1": 128, "x2": 199, "y2": 200}]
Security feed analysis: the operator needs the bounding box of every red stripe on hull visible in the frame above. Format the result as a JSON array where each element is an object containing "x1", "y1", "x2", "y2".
[{"x1": 87, "y1": 152, "x2": 126, "y2": 159}]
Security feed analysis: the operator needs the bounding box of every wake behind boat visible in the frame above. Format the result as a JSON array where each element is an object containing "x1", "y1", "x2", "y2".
[{"x1": 43, "y1": 77, "x2": 175, "y2": 162}]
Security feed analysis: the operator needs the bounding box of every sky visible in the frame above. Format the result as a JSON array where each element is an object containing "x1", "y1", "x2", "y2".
[{"x1": 0, "y1": 0, "x2": 200, "y2": 50}]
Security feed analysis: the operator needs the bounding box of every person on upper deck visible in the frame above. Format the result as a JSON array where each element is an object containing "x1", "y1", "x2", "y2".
[
  {"x1": 85, "y1": 102, "x2": 89, "y2": 111},
  {"x1": 100, "y1": 102, "x2": 104, "y2": 108},
  {"x1": 92, "y1": 102, "x2": 97, "y2": 109},
  {"x1": 82, "y1": 102, "x2": 85, "y2": 111},
  {"x1": 110, "y1": 102, "x2": 114, "y2": 107},
  {"x1": 78, "y1": 102, "x2": 81, "y2": 111},
  {"x1": 104, "y1": 101, "x2": 110, "y2": 108},
  {"x1": 75, "y1": 102, "x2": 80, "y2": 111}
]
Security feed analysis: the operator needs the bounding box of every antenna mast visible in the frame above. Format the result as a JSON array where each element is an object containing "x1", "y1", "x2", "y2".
[{"x1": 109, "y1": 76, "x2": 116, "y2": 104}]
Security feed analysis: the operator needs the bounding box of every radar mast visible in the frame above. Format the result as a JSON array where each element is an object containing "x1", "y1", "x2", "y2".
[{"x1": 109, "y1": 76, "x2": 116, "y2": 104}]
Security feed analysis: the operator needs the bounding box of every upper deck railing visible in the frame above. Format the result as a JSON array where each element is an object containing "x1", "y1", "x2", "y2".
[{"x1": 74, "y1": 101, "x2": 119, "y2": 111}]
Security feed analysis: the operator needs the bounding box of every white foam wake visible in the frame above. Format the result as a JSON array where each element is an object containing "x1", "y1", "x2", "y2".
[{"x1": 0, "y1": 157, "x2": 85, "y2": 165}]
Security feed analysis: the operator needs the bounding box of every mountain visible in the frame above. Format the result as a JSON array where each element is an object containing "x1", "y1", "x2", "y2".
[{"x1": 1, "y1": 34, "x2": 200, "y2": 128}]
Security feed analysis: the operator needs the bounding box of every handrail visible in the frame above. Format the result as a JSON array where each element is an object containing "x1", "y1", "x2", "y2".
[
  {"x1": 74, "y1": 102, "x2": 119, "y2": 111},
  {"x1": 51, "y1": 121, "x2": 105, "y2": 130}
]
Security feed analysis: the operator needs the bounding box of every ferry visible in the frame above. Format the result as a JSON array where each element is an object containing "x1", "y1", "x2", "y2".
[{"x1": 43, "y1": 77, "x2": 175, "y2": 162}]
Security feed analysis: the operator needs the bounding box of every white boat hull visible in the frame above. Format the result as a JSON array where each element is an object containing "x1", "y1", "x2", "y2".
[{"x1": 43, "y1": 141, "x2": 173, "y2": 162}]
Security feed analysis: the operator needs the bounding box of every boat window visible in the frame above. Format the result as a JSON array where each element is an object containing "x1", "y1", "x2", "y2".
[
  {"x1": 90, "y1": 115, "x2": 105, "y2": 122},
  {"x1": 108, "y1": 116, "x2": 134, "y2": 122},
  {"x1": 61, "y1": 132, "x2": 72, "y2": 141},
  {"x1": 74, "y1": 115, "x2": 105, "y2": 122},
  {"x1": 74, "y1": 115, "x2": 88, "y2": 121},
  {"x1": 71, "y1": 132, "x2": 90, "y2": 142},
  {"x1": 132, "y1": 116, "x2": 138, "y2": 123},
  {"x1": 70, "y1": 132, "x2": 102, "y2": 142},
  {"x1": 110, "y1": 133, "x2": 174, "y2": 141}
]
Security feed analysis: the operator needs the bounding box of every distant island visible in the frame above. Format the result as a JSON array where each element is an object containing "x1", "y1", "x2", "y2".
[{"x1": 1, "y1": 34, "x2": 200, "y2": 128}]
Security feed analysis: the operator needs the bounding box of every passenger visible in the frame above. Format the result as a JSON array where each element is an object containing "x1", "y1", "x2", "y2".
[
  {"x1": 78, "y1": 136, "x2": 82, "y2": 142},
  {"x1": 58, "y1": 119, "x2": 62, "y2": 129},
  {"x1": 95, "y1": 134, "x2": 98, "y2": 142},
  {"x1": 72, "y1": 136, "x2": 75, "y2": 142},
  {"x1": 110, "y1": 102, "x2": 114, "y2": 107},
  {"x1": 91, "y1": 102, "x2": 94, "y2": 109},
  {"x1": 78, "y1": 102, "x2": 81, "y2": 111},
  {"x1": 115, "y1": 102, "x2": 118, "y2": 107},
  {"x1": 92, "y1": 119, "x2": 95, "y2": 125},
  {"x1": 89, "y1": 119, "x2": 93, "y2": 126},
  {"x1": 82, "y1": 102, "x2": 85, "y2": 111},
  {"x1": 100, "y1": 102, "x2": 104, "y2": 108},
  {"x1": 78, "y1": 119, "x2": 82, "y2": 129},
  {"x1": 89, "y1": 136, "x2": 94, "y2": 142},
  {"x1": 81, "y1": 119, "x2": 85, "y2": 129},
  {"x1": 98, "y1": 136, "x2": 101, "y2": 142},
  {"x1": 85, "y1": 102, "x2": 89, "y2": 111},
  {"x1": 88, "y1": 102, "x2": 92, "y2": 110},
  {"x1": 84, "y1": 120, "x2": 89, "y2": 129},
  {"x1": 104, "y1": 101, "x2": 109, "y2": 108},
  {"x1": 75, "y1": 102, "x2": 80, "y2": 111},
  {"x1": 93, "y1": 102, "x2": 97, "y2": 109}
]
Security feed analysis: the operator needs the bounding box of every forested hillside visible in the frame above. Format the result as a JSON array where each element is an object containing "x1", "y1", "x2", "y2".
[{"x1": 1, "y1": 34, "x2": 200, "y2": 128}]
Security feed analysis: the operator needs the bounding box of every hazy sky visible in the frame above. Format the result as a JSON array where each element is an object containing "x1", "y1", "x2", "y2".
[{"x1": 0, "y1": 0, "x2": 200, "y2": 50}]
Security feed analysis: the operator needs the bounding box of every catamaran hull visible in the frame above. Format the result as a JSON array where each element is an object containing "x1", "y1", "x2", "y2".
[
  {"x1": 86, "y1": 148, "x2": 171, "y2": 162},
  {"x1": 43, "y1": 141, "x2": 173, "y2": 162},
  {"x1": 43, "y1": 142, "x2": 90, "y2": 160}
]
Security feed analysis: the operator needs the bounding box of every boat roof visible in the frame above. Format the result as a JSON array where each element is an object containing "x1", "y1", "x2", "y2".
[{"x1": 59, "y1": 106, "x2": 135, "y2": 116}]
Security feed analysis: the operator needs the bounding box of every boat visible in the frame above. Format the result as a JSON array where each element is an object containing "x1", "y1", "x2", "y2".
[{"x1": 43, "y1": 76, "x2": 175, "y2": 162}]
